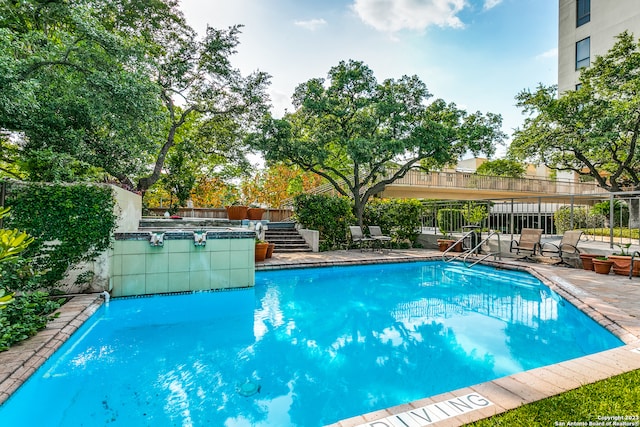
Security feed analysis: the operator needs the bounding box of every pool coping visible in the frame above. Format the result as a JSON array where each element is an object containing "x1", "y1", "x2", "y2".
[
  {"x1": 0, "y1": 294, "x2": 104, "y2": 406},
  {"x1": 1, "y1": 251, "x2": 639, "y2": 426}
]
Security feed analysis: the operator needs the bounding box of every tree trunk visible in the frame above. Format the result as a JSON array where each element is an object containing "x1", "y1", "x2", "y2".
[
  {"x1": 136, "y1": 123, "x2": 178, "y2": 192},
  {"x1": 353, "y1": 196, "x2": 365, "y2": 228}
]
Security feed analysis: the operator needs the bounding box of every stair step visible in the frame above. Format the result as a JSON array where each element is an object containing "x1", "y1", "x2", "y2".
[
  {"x1": 264, "y1": 225, "x2": 312, "y2": 253},
  {"x1": 267, "y1": 236, "x2": 307, "y2": 241},
  {"x1": 265, "y1": 222, "x2": 297, "y2": 230}
]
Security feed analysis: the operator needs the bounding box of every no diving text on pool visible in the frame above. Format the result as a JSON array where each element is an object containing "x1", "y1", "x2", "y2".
[{"x1": 357, "y1": 393, "x2": 493, "y2": 427}]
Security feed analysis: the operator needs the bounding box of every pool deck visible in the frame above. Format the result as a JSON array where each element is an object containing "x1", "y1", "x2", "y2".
[{"x1": 2, "y1": 248, "x2": 640, "y2": 426}]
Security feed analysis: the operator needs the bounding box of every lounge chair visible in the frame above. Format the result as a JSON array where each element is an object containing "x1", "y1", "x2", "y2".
[
  {"x1": 509, "y1": 228, "x2": 542, "y2": 260},
  {"x1": 368, "y1": 226, "x2": 392, "y2": 251},
  {"x1": 540, "y1": 229, "x2": 583, "y2": 267},
  {"x1": 349, "y1": 226, "x2": 376, "y2": 251}
]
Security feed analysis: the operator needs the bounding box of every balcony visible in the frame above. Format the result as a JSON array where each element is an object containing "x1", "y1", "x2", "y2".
[{"x1": 381, "y1": 170, "x2": 602, "y2": 200}]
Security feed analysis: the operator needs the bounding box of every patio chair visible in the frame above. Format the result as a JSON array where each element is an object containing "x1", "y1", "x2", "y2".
[
  {"x1": 368, "y1": 225, "x2": 392, "y2": 252},
  {"x1": 540, "y1": 229, "x2": 583, "y2": 267},
  {"x1": 509, "y1": 228, "x2": 542, "y2": 260},
  {"x1": 349, "y1": 226, "x2": 376, "y2": 251}
]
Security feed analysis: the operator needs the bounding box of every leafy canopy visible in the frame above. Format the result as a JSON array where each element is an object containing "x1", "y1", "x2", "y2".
[
  {"x1": 510, "y1": 31, "x2": 640, "y2": 193},
  {"x1": 475, "y1": 159, "x2": 526, "y2": 178},
  {"x1": 251, "y1": 60, "x2": 504, "y2": 225},
  {"x1": 0, "y1": 0, "x2": 271, "y2": 192}
]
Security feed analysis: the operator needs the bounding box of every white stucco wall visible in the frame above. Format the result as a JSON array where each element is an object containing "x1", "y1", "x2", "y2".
[{"x1": 110, "y1": 185, "x2": 142, "y2": 232}]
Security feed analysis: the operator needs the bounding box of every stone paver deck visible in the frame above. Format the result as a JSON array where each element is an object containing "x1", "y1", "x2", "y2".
[{"x1": 1, "y1": 249, "x2": 639, "y2": 426}]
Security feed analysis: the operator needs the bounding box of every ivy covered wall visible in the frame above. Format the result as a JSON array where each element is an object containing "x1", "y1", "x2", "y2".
[{"x1": 2, "y1": 181, "x2": 119, "y2": 291}]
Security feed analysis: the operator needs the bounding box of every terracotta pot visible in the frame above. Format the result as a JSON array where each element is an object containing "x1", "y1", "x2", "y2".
[
  {"x1": 592, "y1": 258, "x2": 613, "y2": 275},
  {"x1": 579, "y1": 253, "x2": 598, "y2": 271},
  {"x1": 247, "y1": 208, "x2": 266, "y2": 220},
  {"x1": 608, "y1": 255, "x2": 640, "y2": 276},
  {"x1": 266, "y1": 243, "x2": 275, "y2": 258},
  {"x1": 225, "y1": 205, "x2": 248, "y2": 220},
  {"x1": 255, "y1": 242, "x2": 269, "y2": 262},
  {"x1": 437, "y1": 239, "x2": 454, "y2": 252}
]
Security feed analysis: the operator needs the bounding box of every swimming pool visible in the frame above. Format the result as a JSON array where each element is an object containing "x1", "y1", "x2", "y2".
[{"x1": 0, "y1": 261, "x2": 623, "y2": 426}]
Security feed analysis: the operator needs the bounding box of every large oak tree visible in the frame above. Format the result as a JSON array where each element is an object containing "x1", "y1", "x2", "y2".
[
  {"x1": 251, "y1": 60, "x2": 504, "y2": 226},
  {"x1": 0, "y1": 0, "x2": 269, "y2": 191},
  {"x1": 510, "y1": 31, "x2": 640, "y2": 224}
]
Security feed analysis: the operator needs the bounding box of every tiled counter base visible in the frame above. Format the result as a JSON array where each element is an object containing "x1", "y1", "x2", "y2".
[
  {"x1": 0, "y1": 294, "x2": 103, "y2": 406},
  {"x1": 111, "y1": 230, "x2": 256, "y2": 296}
]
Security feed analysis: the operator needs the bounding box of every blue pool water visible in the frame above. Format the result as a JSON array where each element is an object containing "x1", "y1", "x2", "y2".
[{"x1": 0, "y1": 262, "x2": 623, "y2": 426}]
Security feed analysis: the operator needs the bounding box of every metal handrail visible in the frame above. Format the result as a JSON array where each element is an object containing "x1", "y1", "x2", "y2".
[
  {"x1": 463, "y1": 231, "x2": 502, "y2": 268},
  {"x1": 630, "y1": 251, "x2": 640, "y2": 280},
  {"x1": 442, "y1": 230, "x2": 478, "y2": 262}
]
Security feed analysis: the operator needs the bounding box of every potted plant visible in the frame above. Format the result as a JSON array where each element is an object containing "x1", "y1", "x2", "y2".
[
  {"x1": 247, "y1": 206, "x2": 266, "y2": 220},
  {"x1": 266, "y1": 242, "x2": 275, "y2": 258},
  {"x1": 592, "y1": 256, "x2": 613, "y2": 275},
  {"x1": 579, "y1": 253, "x2": 599, "y2": 270},
  {"x1": 225, "y1": 204, "x2": 248, "y2": 220},
  {"x1": 437, "y1": 238, "x2": 454, "y2": 251},
  {"x1": 608, "y1": 244, "x2": 640, "y2": 276},
  {"x1": 255, "y1": 239, "x2": 269, "y2": 262}
]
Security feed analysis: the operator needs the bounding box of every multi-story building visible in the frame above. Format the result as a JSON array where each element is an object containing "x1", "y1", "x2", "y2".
[{"x1": 558, "y1": 0, "x2": 640, "y2": 94}]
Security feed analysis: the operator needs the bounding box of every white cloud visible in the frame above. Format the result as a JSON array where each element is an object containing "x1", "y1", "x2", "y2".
[
  {"x1": 351, "y1": 0, "x2": 467, "y2": 33},
  {"x1": 536, "y1": 48, "x2": 558, "y2": 60},
  {"x1": 294, "y1": 18, "x2": 328, "y2": 31},
  {"x1": 483, "y1": 0, "x2": 502, "y2": 11}
]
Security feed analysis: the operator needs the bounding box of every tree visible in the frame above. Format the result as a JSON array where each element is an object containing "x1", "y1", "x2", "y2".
[
  {"x1": 0, "y1": 0, "x2": 270, "y2": 191},
  {"x1": 251, "y1": 60, "x2": 504, "y2": 225},
  {"x1": 510, "y1": 32, "x2": 640, "y2": 224},
  {"x1": 134, "y1": 24, "x2": 271, "y2": 191},
  {"x1": 476, "y1": 159, "x2": 526, "y2": 178},
  {"x1": 0, "y1": 0, "x2": 168, "y2": 183},
  {"x1": 240, "y1": 164, "x2": 324, "y2": 208}
]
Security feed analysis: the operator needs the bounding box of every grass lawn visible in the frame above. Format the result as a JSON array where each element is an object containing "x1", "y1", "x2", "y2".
[{"x1": 468, "y1": 369, "x2": 640, "y2": 426}]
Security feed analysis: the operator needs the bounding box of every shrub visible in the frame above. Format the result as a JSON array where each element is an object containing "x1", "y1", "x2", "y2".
[
  {"x1": 461, "y1": 202, "x2": 489, "y2": 226},
  {"x1": 554, "y1": 205, "x2": 605, "y2": 234},
  {"x1": 0, "y1": 292, "x2": 62, "y2": 351},
  {"x1": 0, "y1": 206, "x2": 62, "y2": 351},
  {"x1": 591, "y1": 200, "x2": 629, "y2": 227},
  {"x1": 293, "y1": 194, "x2": 355, "y2": 251},
  {"x1": 364, "y1": 198, "x2": 422, "y2": 247}
]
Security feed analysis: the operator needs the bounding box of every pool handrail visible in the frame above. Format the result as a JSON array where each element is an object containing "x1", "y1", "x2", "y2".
[
  {"x1": 441, "y1": 229, "x2": 476, "y2": 262},
  {"x1": 463, "y1": 230, "x2": 502, "y2": 268}
]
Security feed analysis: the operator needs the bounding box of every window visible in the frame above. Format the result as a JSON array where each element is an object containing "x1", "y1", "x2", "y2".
[
  {"x1": 576, "y1": 37, "x2": 590, "y2": 69},
  {"x1": 575, "y1": 83, "x2": 582, "y2": 90},
  {"x1": 577, "y1": 0, "x2": 590, "y2": 27}
]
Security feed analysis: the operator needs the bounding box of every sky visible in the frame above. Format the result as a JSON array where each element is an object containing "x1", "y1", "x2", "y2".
[{"x1": 179, "y1": 0, "x2": 558, "y2": 157}]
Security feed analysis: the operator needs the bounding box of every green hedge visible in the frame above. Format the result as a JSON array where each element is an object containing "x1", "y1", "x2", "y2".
[
  {"x1": 293, "y1": 194, "x2": 355, "y2": 251},
  {"x1": 363, "y1": 198, "x2": 422, "y2": 247},
  {"x1": 3, "y1": 182, "x2": 117, "y2": 289},
  {"x1": 294, "y1": 195, "x2": 423, "y2": 250},
  {"x1": 553, "y1": 205, "x2": 605, "y2": 234}
]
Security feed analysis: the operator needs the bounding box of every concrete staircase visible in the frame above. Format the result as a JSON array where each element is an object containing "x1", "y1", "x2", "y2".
[{"x1": 265, "y1": 222, "x2": 312, "y2": 253}]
